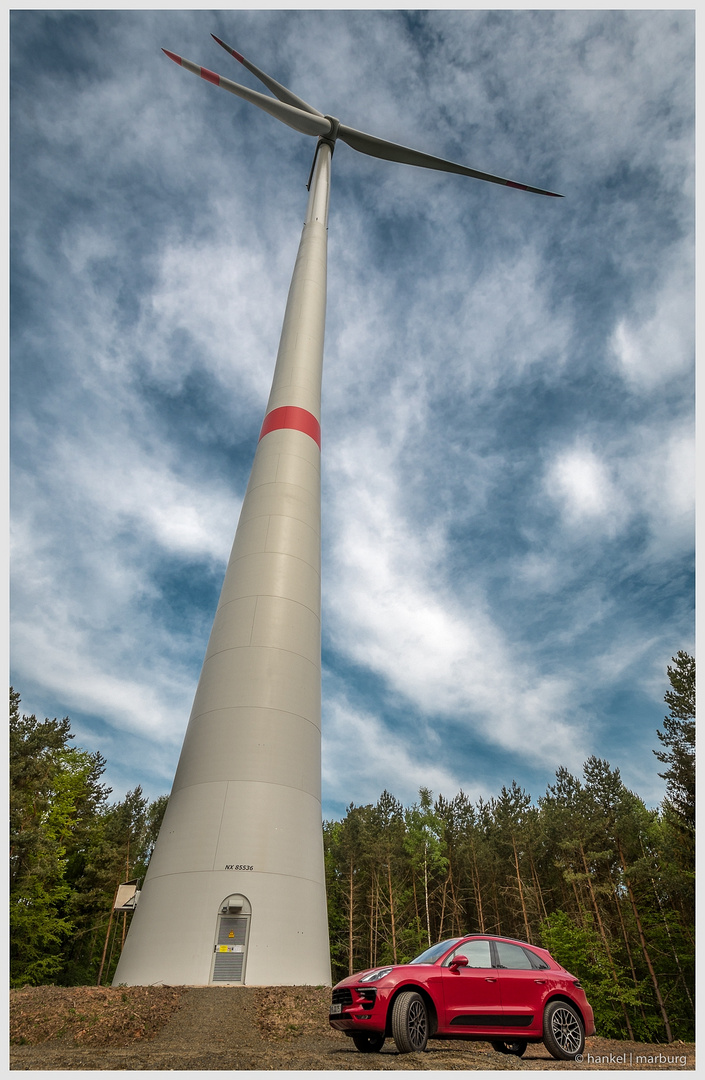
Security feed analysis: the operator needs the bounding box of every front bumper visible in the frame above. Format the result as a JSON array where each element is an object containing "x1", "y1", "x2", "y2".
[{"x1": 329, "y1": 985, "x2": 389, "y2": 1033}]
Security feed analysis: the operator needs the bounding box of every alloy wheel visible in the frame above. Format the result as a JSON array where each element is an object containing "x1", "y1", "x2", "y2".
[
  {"x1": 407, "y1": 998, "x2": 427, "y2": 1050},
  {"x1": 550, "y1": 1006, "x2": 583, "y2": 1056}
]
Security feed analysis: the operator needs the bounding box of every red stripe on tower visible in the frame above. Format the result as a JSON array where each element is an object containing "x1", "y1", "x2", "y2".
[{"x1": 259, "y1": 406, "x2": 321, "y2": 448}]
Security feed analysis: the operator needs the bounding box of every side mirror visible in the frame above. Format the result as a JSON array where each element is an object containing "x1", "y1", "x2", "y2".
[{"x1": 449, "y1": 955, "x2": 468, "y2": 970}]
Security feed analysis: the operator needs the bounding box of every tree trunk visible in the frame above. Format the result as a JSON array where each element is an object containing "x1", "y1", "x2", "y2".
[
  {"x1": 368, "y1": 871, "x2": 377, "y2": 969},
  {"x1": 567, "y1": 866, "x2": 586, "y2": 927},
  {"x1": 617, "y1": 840, "x2": 673, "y2": 1042},
  {"x1": 639, "y1": 839, "x2": 694, "y2": 1015},
  {"x1": 529, "y1": 850, "x2": 548, "y2": 921},
  {"x1": 471, "y1": 842, "x2": 486, "y2": 932},
  {"x1": 387, "y1": 860, "x2": 397, "y2": 964},
  {"x1": 348, "y1": 855, "x2": 354, "y2": 976},
  {"x1": 411, "y1": 869, "x2": 424, "y2": 947},
  {"x1": 512, "y1": 834, "x2": 532, "y2": 943},
  {"x1": 96, "y1": 884, "x2": 120, "y2": 986},
  {"x1": 424, "y1": 844, "x2": 431, "y2": 945},
  {"x1": 611, "y1": 876, "x2": 649, "y2": 1026},
  {"x1": 579, "y1": 842, "x2": 634, "y2": 1040},
  {"x1": 448, "y1": 860, "x2": 460, "y2": 935},
  {"x1": 491, "y1": 869, "x2": 502, "y2": 934},
  {"x1": 88, "y1": 925, "x2": 98, "y2": 967}
]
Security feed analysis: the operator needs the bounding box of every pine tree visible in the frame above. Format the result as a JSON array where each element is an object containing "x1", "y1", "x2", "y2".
[
  {"x1": 654, "y1": 651, "x2": 695, "y2": 865},
  {"x1": 403, "y1": 789, "x2": 447, "y2": 951},
  {"x1": 10, "y1": 689, "x2": 110, "y2": 985}
]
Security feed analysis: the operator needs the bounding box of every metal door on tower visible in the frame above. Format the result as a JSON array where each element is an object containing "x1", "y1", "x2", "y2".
[{"x1": 211, "y1": 914, "x2": 250, "y2": 983}]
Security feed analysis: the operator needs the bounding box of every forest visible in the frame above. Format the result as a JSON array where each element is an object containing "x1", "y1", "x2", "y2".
[{"x1": 10, "y1": 651, "x2": 694, "y2": 1043}]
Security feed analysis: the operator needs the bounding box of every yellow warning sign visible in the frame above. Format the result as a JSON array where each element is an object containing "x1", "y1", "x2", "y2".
[
  {"x1": 219, "y1": 945, "x2": 228, "y2": 952},
  {"x1": 228, "y1": 930, "x2": 234, "y2": 938}
]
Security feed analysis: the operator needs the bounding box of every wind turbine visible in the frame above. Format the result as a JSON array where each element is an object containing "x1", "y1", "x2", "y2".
[{"x1": 114, "y1": 36, "x2": 561, "y2": 989}]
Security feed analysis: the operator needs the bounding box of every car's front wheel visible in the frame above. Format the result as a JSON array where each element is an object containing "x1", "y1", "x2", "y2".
[
  {"x1": 391, "y1": 991, "x2": 428, "y2": 1053},
  {"x1": 542, "y1": 1000, "x2": 585, "y2": 1060},
  {"x1": 491, "y1": 1040, "x2": 528, "y2": 1057},
  {"x1": 352, "y1": 1032, "x2": 385, "y2": 1053}
]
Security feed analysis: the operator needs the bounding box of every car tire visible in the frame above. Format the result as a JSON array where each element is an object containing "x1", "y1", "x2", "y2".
[
  {"x1": 391, "y1": 991, "x2": 428, "y2": 1053},
  {"x1": 542, "y1": 1000, "x2": 585, "y2": 1060},
  {"x1": 491, "y1": 1040, "x2": 528, "y2": 1057},
  {"x1": 352, "y1": 1032, "x2": 385, "y2": 1053}
]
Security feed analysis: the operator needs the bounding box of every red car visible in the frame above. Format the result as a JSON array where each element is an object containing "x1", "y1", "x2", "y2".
[{"x1": 330, "y1": 934, "x2": 595, "y2": 1059}]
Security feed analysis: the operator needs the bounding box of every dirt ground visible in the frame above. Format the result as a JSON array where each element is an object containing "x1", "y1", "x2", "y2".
[{"x1": 10, "y1": 985, "x2": 695, "y2": 1071}]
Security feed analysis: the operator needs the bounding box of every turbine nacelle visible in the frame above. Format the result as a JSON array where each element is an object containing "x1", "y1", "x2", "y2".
[
  {"x1": 162, "y1": 37, "x2": 563, "y2": 198},
  {"x1": 322, "y1": 116, "x2": 341, "y2": 148}
]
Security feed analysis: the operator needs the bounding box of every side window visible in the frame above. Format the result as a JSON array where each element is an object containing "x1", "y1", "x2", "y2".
[
  {"x1": 444, "y1": 939, "x2": 493, "y2": 968},
  {"x1": 495, "y1": 941, "x2": 533, "y2": 969},
  {"x1": 523, "y1": 948, "x2": 549, "y2": 970}
]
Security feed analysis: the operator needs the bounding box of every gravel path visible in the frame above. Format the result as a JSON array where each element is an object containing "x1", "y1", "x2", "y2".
[{"x1": 10, "y1": 985, "x2": 695, "y2": 1071}]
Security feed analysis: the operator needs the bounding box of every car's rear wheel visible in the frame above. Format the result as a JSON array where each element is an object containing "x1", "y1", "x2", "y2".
[
  {"x1": 352, "y1": 1032, "x2": 385, "y2": 1053},
  {"x1": 491, "y1": 1040, "x2": 528, "y2": 1057},
  {"x1": 542, "y1": 1000, "x2": 585, "y2": 1060},
  {"x1": 391, "y1": 991, "x2": 428, "y2": 1053}
]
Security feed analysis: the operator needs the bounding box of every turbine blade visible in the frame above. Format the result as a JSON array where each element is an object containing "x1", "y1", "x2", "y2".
[
  {"x1": 337, "y1": 124, "x2": 563, "y2": 197},
  {"x1": 162, "y1": 49, "x2": 331, "y2": 139},
  {"x1": 211, "y1": 34, "x2": 324, "y2": 117}
]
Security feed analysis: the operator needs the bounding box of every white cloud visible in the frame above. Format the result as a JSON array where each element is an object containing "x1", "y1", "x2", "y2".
[
  {"x1": 541, "y1": 420, "x2": 693, "y2": 562},
  {"x1": 621, "y1": 428, "x2": 695, "y2": 560},
  {"x1": 325, "y1": 432, "x2": 586, "y2": 770},
  {"x1": 11, "y1": 10, "x2": 693, "y2": 814},
  {"x1": 610, "y1": 245, "x2": 694, "y2": 391},
  {"x1": 142, "y1": 225, "x2": 288, "y2": 405},
  {"x1": 11, "y1": 616, "x2": 192, "y2": 746},
  {"x1": 543, "y1": 443, "x2": 627, "y2": 535},
  {"x1": 322, "y1": 697, "x2": 465, "y2": 811},
  {"x1": 591, "y1": 635, "x2": 660, "y2": 686}
]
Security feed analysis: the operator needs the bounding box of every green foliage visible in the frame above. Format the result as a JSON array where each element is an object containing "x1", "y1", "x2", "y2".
[
  {"x1": 654, "y1": 651, "x2": 695, "y2": 885},
  {"x1": 9, "y1": 650, "x2": 694, "y2": 1042},
  {"x1": 539, "y1": 911, "x2": 658, "y2": 1041},
  {"x1": 10, "y1": 879, "x2": 74, "y2": 986},
  {"x1": 323, "y1": 653, "x2": 695, "y2": 1042},
  {"x1": 9, "y1": 689, "x2": 168, "y2": 988},
  {"x1": 10, "y1": 689, "x2": 110, "y2": 986},
  {"x1": 403, "y1": 788, "x2": 448, "y2": 949}
]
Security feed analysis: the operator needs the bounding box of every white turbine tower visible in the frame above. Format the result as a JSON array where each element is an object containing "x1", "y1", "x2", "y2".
[{"x1": 113, "y1": 35, "x2": 561, "y2": 989}]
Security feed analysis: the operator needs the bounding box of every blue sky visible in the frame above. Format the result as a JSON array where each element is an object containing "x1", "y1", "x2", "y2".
[{"x1": 10, "y1": 8, "x2": 694, "y2": 821}]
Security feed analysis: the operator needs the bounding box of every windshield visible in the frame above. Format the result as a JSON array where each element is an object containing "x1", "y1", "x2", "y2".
[{"x1": 409, "y1": 938, "x2": 461, "y2": 965}]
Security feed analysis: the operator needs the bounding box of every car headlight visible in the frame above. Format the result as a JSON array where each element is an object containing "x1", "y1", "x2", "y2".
[{"x1": 359, "y1": 966, "x2": 392, "y2": 982}]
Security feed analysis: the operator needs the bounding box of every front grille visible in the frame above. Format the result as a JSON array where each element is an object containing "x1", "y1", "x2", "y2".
[{"x1": 332, "y1": 988, "x2": 353, "y2": 1007}]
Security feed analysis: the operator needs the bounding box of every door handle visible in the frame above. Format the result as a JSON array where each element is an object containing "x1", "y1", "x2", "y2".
[
  {"x1": 534, "y1": 979, "x2": 546, "y2": 984},
  {"x1": 485, "y1": 977, "x2": 497, "y2": 982}
]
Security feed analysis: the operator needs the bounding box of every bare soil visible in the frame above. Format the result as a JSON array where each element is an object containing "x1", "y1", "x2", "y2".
[{"x1": 10, "y1": 985, "x2": 695, "y2": 1071}]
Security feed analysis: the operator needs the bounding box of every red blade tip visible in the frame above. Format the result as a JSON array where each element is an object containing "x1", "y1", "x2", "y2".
[
  {"x1": 162, "y1": 49, "x2": 182, "y2": 65},
  {"x1": 211, "y1": 33, "x2": 244, "y2": 64}
]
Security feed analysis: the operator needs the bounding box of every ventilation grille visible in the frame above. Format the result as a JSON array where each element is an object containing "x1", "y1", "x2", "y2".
[{"x1": 212, "y1": 916, "x2": 248, "y2": 983}]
